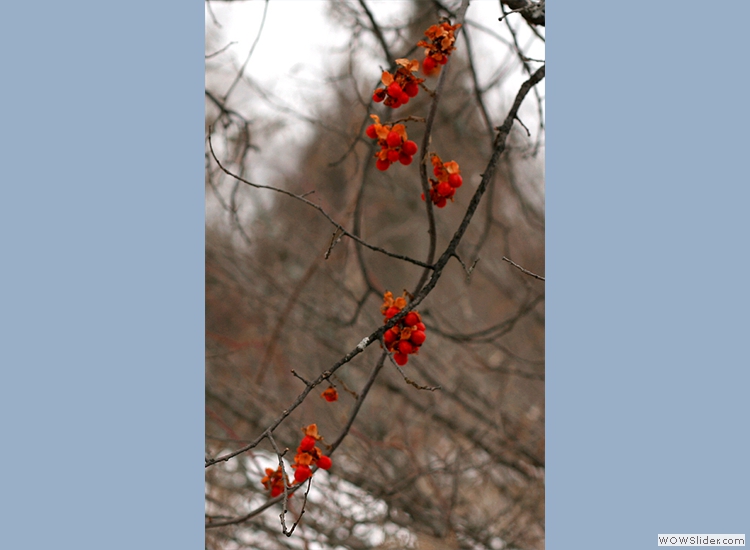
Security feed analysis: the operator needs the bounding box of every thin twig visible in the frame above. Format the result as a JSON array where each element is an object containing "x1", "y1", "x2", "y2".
[
  {"x1": 207, "y1": 130, "x2": 434, "y2": 270},
  {"x1": 502, "y1": 256, "x2": 545, "y2": 281}
]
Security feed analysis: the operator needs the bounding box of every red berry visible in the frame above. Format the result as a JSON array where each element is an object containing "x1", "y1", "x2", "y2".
[
  {"x1": 399, "y1": 92, "x2": 410, "y2": 105},
  {"x1": 270, "y1": 486, "x2": 283, "y2": 498},
  {"x1": 393, "y1": 352, "x2": 409, "y2": 366},
  {"x1": 423, "y1": 57, "x2": 437, "y2": 75},
  {"x1": 421, "y1": 193, "x2": 425, "y2": 201},
  {"x1": 386, "y1": 131, "x2": 402, "y2": 148},
  {"x1": 404, "y1": 81, "x2": 419, "y2": 97},
  {"x1": 366, "y1": 124, "x2": 378, "y2": 139},
  {"x1": 398, "y1": 340, "x2": 414, "y2": 355},
  {"x1": 435, "y1": 198, "x2": 447, "y2": 208},
  {"x1": 387, "y1": 82, "x2": 403, "y2": 98},
  {"x1": 376, "y1": 158, "x2": 391, "y2": 171},
  {"x1": 439, "y1": 55, "x2": 448, "y2": 65},
  {"x1": 404, "y1": 312, "x2": 419, "y2": 326},
  {"x1": 410, "y1": 330, "x2": 426, "y2": 346},
  {"x1": 437, "y1": 181, "x2": 453, "y2": 197},
  {"x1": 402, "y1": 140, "x2": 418, "y2": 156},
  {"x1": 386, "y1": 149, "x2": 399, "y2": 163},
  {"x1": 299, "y1": 435, "x2": 316, "y2": 452},
  {"x1": 448, "y1": 173, "x2": 463, "y2": 188},
  {"x1": 373, "y1": 88, "x2": 386, "y2": 102},
  {"x1": 316, "y1": 456, "x2": 332, "y2": 470},
  {"x1": 416, "y1": 322, "x2": 426, "y2": 331},
  {"x1": 385, "y1": 306, "x2": 401, "y2": 319},
  {"x1": 398, "y1": 152, "x2": 413, "y2": 165},
  {"x1": 433, "y1": 166, "x2": 443, "y2": 177},
  {"x1": 294, "y1": 465, "x2": 312, "y2": 483},
  {"x1": 384, "y1": 329, "x2": 398, "y2": 345}
]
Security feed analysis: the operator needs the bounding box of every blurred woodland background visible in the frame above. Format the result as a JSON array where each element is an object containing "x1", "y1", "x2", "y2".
[{"x1": 205, "y1": 1, "x2": 545, "y2": 548}]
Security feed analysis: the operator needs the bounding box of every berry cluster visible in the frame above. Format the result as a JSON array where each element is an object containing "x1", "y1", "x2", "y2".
[
  {"x1": 417, "y1": 22, "x2": 461, "y2": 76},
  {"x1": 321, "y1": 386, "x2": 338, "y2": 402},
  {"x1": 261, "y1": 465, "x2": 289, "y2": 498},
  {"x1": 380, "y1": 291, "x2": 427, "y2": 366},
  {"x1": 373, "y1": 58, "x2": 424, "y2": 109},
  {"x1": 366, "y1": 114, "x2": 419, "y2": 171},
  {"x1": 291, "y1": 424, "x2": 332, "y2": 484},
  {"x1": 421, "y1": 154, "x2": 463, "y2": 208}
]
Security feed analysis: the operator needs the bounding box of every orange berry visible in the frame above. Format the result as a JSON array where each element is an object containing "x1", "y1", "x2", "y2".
[
  {"x1": 437, "y1": 181, "x2": 453, "y2": 197},
  {"x1": 316, "y1": 455, "x2": 332, "y2": 470},
  {"x1": 386, "y1": 131, "x2": 402, "y2": 148},
  {"x1": 402, "y1": 140, "x2": 418, "y2": 156},
  {"x1": 404, "y1": 312, "x2": 419, "y2": 326},
  {"x1": 409, "y1": 330, "x2": 426, "y2": 346},
  {"x1": 397, "y1": 340, "x2": 414, "y2": 355},
  {"x1": 376, "y1": 158, "x2": 391, "y2": 171},
  {"x1": 448, "y1": 173, "x2": 463, "y2": 188},
  {"x1": 404, "y1": 81, "x2": 419, "y2": 97},
  {"x1": 387, "y1": 82, "x2": 403, "y2": 98},
  {"x1": 294, "y1": 465, "x2": 312, "y2": 483},
  {"x1": 299, "y1": 435, "x2": 316, "y2": 452},
  {"x1": 385, "y1": 306, "x2": 401, "y2": 319},
  {"x1": 423, "y1": 56, "x2": 437, "y2": 75}
]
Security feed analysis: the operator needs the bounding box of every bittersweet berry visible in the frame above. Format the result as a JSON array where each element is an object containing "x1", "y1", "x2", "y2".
[
  {"x1": 404, "y1": 81, "x2": 419, "y2": 97},
  {"x1": 366, "y1": 124, "x2": 378, "y2": 139},
  {"x1": 410, "y1": 330, "x2": 426, "y2": 345},
  {"x1": 294, "y1": 465, "x2": 312, "y2": 483},
  {"x1": 376, "y1": 158, "x2": 391, "y2": 171},
  {"x1": 399, "y1": 152, "x2": 413, "y2": 165},
  {"x1": 437, "y1": 181, "x2": 454, "y2": 198},
  {"x1": 385, "y1": 306, "x2": 401, "y2": 319},
  {"x1": 386, "y1": 131, "x2": 402, "y2": 148},
  {"x1": 448, "y1": 173, "x2": 463, "y2": 188},
  {"x1": 403, "y1": 312, "x2": 419, "y2": 327},
  {"x1": 316, "y1": 456, "x2": 332, "y2": 470},
  {"x1": 398, "y1": 340, "x2": 414, "y2": 355},
  {"x1": 422, "y1": 56, "x2": 437, "y2": 75},
  {"x1": 402, "y1": 140, "x2": 418, "y2": 156},
  {"x1": 387, "y1": 82, "x2": 403, "y2": 98},
  {"x1": 299, "y1": 435, "x2": 316, "y2": 452},
  {"x1": 393, "y1": 352, "x2": 409, "y2": 366}
]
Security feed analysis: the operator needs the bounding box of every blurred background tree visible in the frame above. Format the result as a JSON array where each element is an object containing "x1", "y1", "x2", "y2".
[{"x1": 205, "y1": 1, "x2": 544, "y2": 548}]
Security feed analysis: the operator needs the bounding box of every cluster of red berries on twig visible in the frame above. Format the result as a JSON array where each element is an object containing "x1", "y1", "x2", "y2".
[
  {"x1": 373, "y1": 59, "x2": 424, "y2": 109},
  {"x1": 261, "y1": 465, "x2": 289, "y2": 498},
  {"x1": 418, "y1": 21, "x2": 461, "y2": 76},
  {"x1": 421, "y1": 154, "x2": 463, "y2": 208},
  {"x1": 381, "y1": 291, "x2": 427, "y2": 366},
  {"x1": 291, "y1": 424, "x2": 332, "y2": 484},
  {"x1": 366, "y1": 114, "x2": 419, "y2": 171}
]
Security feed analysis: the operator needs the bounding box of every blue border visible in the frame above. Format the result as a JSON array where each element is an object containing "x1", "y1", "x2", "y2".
[
  {"x1": 549, "y1": 1, "x2": 750, "y2": 548},
  {"x1": 1, "y1": 1, "x2": 204, "y2": 546}
]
